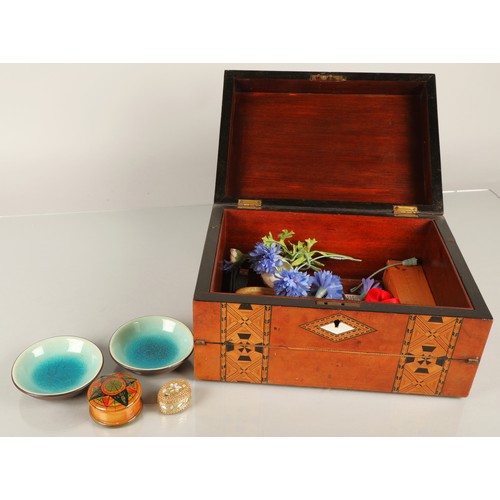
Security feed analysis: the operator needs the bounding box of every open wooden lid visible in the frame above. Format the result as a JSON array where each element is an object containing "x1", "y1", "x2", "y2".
[{"x1": 214, "y1": 70, "x2": 443, "y2": 214}]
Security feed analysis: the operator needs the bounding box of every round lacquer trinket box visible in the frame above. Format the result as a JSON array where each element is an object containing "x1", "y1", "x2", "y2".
[{"x1": 87, "y1": 372, "x2": 143, "y2": 426}]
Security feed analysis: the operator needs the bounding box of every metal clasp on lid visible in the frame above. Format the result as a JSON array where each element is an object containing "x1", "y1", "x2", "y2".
[
  {"x1": 310, "y1": 74, "x2": 347, "y2": 82},
  {"x1": 237, "y1": 199, "x2": 262, "y2": 210},
  {"x1": 465, "y1": 357, "x2": 480, "y2": 364}
]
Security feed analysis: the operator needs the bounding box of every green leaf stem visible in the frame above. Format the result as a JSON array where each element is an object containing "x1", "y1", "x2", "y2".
[{"x1": 260, "y1": 229, "x2": 361, "y2": 272}]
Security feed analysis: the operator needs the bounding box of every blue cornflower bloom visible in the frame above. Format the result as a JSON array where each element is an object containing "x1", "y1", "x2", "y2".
[
  {"x1": 248, "y1": 242, "x2": 283, "y2": 274},
  {"x1": 273, "y1": 268, "x2": 312, "y2": 297},
  {"x1": 360, "y1": 277, "x2": 381, "y2": 295},
  {"x1": 311, "y1": 270, "x2": 343, "y2": 299}
]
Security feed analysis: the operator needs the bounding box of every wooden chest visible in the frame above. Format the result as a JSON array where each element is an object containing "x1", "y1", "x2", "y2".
[{"x1": 192, "y1": 70, "x2": 493, "y2": 397}]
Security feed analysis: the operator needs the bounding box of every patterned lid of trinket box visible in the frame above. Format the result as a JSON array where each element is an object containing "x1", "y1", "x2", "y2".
[{"x1": 87, "y1": 372, "x2": 143, "y2": 426}]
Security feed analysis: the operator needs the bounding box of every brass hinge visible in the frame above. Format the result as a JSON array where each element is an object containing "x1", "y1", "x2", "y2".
[
  {"x1": 194, "y1": 339, "x2": 206, "y2": 346},
  {"x1": 465, "y1": 357, "x2": 480, "y2": 364},
  {"x1": 393, "y1": 205, "x2": 419, "y2": 217},
  {"x1": 237, "y1": 199, "x2": 262, "y2": 210},
  {"x1": 310, "y1": 74, "x2": 347, "y2": 82}
]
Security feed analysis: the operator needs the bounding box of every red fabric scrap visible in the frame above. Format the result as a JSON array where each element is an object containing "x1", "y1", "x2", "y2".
[{"x1": 364, "y1": 288, "x2": 400, "y2": 304}]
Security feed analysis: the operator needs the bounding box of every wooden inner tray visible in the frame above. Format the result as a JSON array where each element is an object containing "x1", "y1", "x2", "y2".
[{"x1": 210, "y1": 208, "x2": 472, "y2": 310}]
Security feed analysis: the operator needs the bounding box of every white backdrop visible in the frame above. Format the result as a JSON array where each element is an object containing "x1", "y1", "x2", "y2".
[{"x1": 0, "y1": 63, "x2": 499, "y2": 216}]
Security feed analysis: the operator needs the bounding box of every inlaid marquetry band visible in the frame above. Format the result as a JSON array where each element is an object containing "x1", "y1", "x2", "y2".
[
  {"x1": 220, "y1": 303, "x2": 272, "y2": 384},
  {"x1": 393, "y1": 315, "x2": 463, "y2": 396}
]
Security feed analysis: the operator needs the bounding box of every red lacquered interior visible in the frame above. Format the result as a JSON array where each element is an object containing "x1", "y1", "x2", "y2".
[
  {"x1": 210, "y1": 208, "x2": 472, "y2": 309},
  {"x1": 225, "y1": 78, "x2": 432, "y2": 205}
]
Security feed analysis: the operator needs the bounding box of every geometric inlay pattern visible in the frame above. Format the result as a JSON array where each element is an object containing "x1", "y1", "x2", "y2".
[
  {"x1": 392, "y1": 315, "x2": 463, "y2": 396},
  {"x1": 87, "y1": 373, "x2": 140, "y2": 408},
  {"x1": 299, "y1": 313, "x2": 376, "y2": 343},
  {"x1": 220, "y1": 303, "x2": 272, "y2": 384}
]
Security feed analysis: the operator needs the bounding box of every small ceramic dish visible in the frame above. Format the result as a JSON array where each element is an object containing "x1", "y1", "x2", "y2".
[
  {"x1": 109, "y1": 315, "x2": 194, "y2": 375},
  {"x1": 11, "y1": 336, "x2": 104, "y2": 399}
]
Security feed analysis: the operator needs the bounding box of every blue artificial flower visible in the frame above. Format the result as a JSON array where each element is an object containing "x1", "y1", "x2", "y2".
[
  {"x1": 360, "y1": 277, "x2": 381, "y2": 295},
  {"x1": 310, "y1": 270, "x2": 343, "y2": 299},
  {"x1": 273, "y1": 268, "x2": 312, "y2": 297},
  {"x1": 248, "y1": 242, "x2": 283, "y2": 274}
]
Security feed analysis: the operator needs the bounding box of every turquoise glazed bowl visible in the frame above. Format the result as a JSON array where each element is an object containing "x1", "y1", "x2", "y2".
[
  {"x1": 109, "y1": 316, "x2": 194, "y2": 375},
  {"x1": 12, "y1": 336, "x2": 104, "y2": 399}
]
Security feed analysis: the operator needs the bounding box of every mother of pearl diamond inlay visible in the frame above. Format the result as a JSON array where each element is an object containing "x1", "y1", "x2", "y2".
[
  {"x1": 300, "y1": 313, "x2": 375, "y2": 342},
  {"x1": 320, "y1": 320, "x2": 356, "y2": 335}
]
